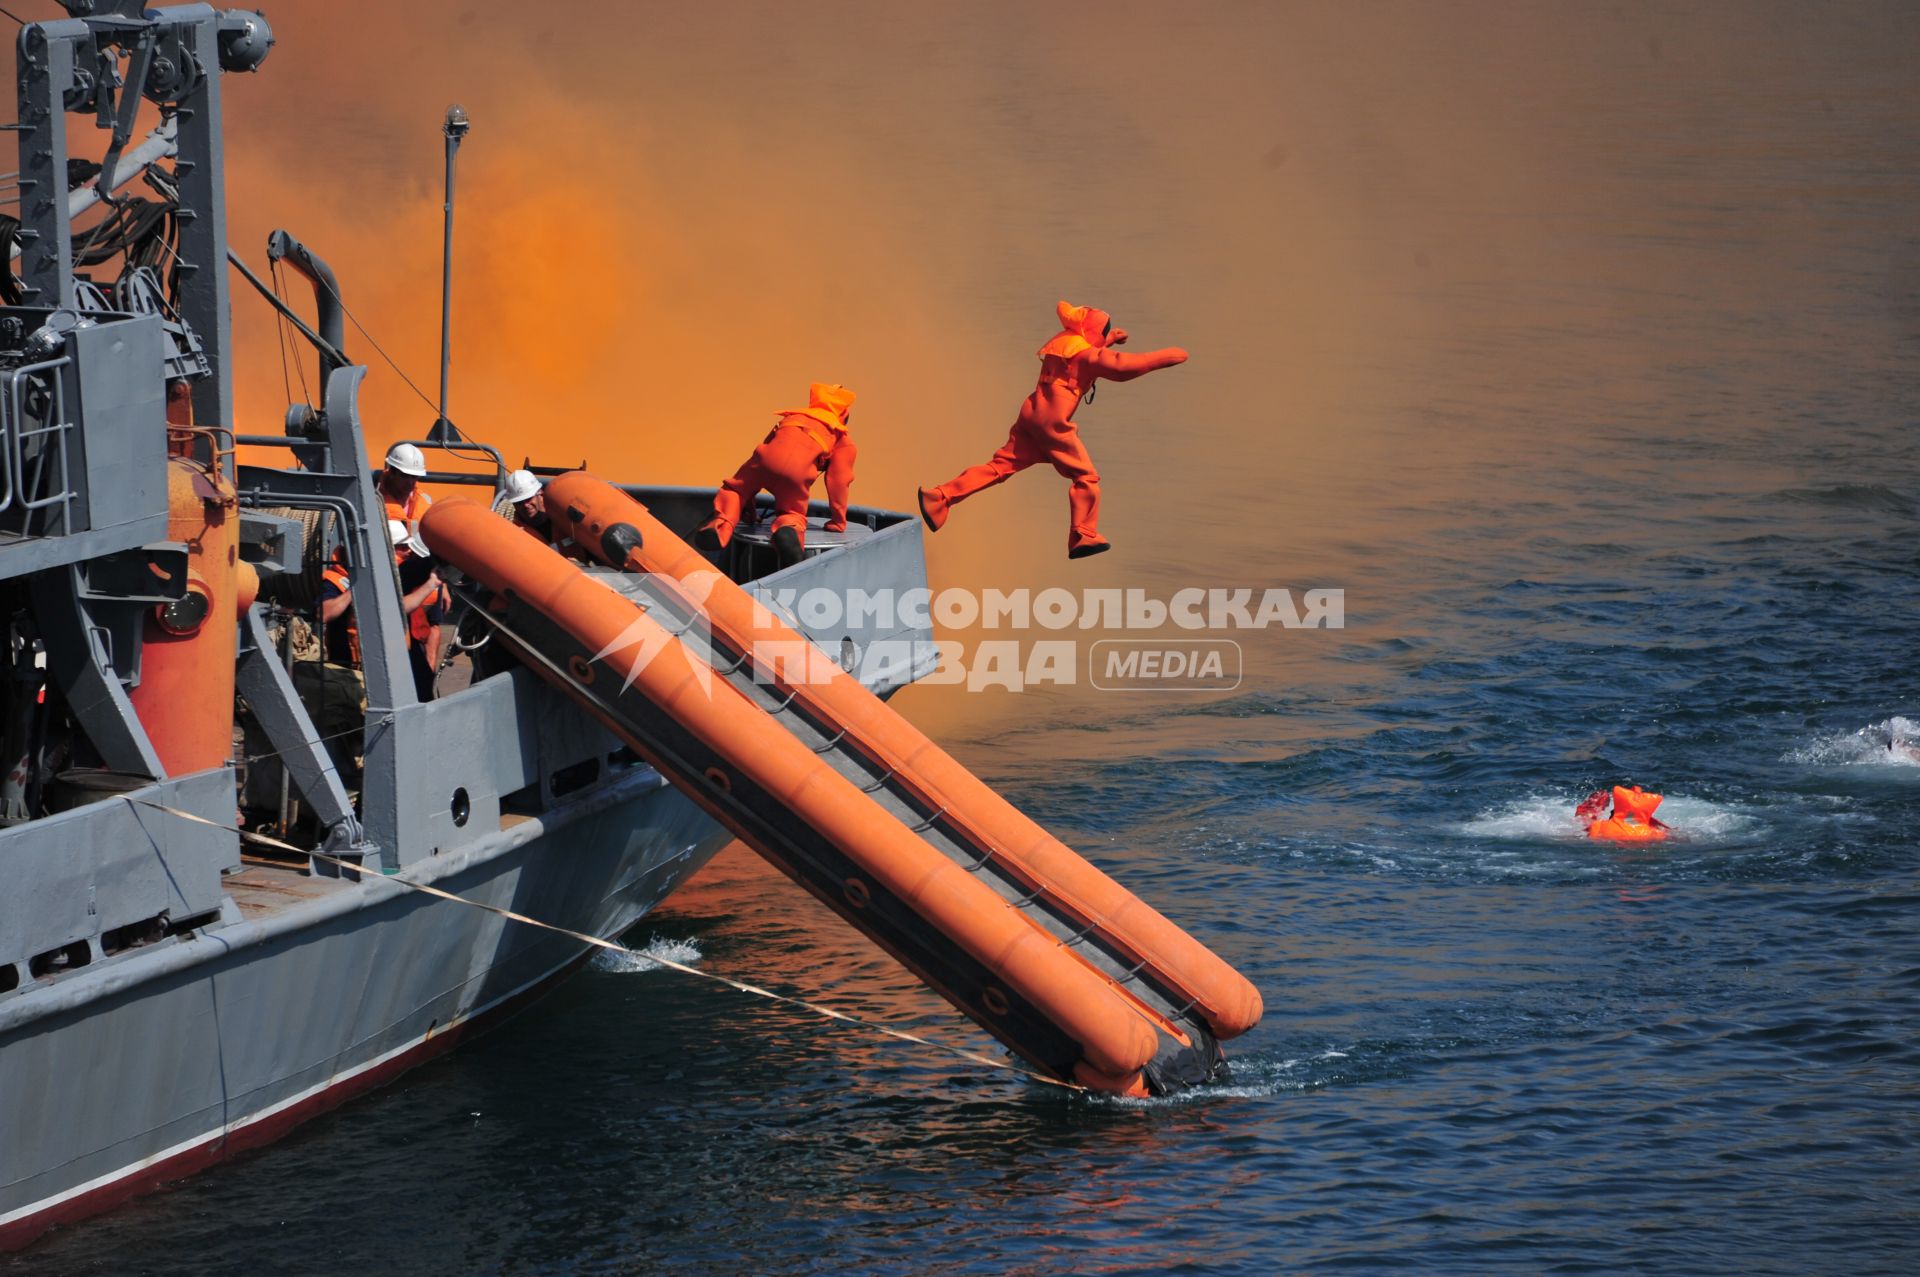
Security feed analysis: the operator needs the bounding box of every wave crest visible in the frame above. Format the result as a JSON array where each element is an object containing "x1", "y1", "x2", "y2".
[{"x1": 1787, "y1": 717, "x2": 1920, "y2": 768}]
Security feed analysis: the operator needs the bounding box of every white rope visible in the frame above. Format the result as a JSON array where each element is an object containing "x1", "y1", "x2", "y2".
[{"x1": 128, "y1": 798, "x2": 1086, "y2": 1093}]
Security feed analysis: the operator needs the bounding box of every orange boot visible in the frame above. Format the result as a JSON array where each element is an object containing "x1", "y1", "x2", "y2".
[
  {"x1": 696, "y1": 482, "x2": 747, "y2": 551},
  {"x1": 1068, "y1": 532, "x2": 1111, "y2": 559},
  {"x1": 918, "y1": 486, "x2": 949, "y2": 532}
]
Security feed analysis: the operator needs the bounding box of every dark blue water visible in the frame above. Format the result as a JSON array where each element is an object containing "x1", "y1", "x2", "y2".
[
  {"x1": 20, "y1": 407, "x2": 1918, "y2": 1277},
  {"x1": 15, "y1": 1, "x2": 1920, "y2": 1273}
]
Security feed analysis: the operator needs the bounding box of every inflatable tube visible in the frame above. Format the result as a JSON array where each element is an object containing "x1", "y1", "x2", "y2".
[
  {"x1": 422, "y1": 498, "x2": 1163, "y2": 1091},
  {"x1": 542, "y1": 472, "x2": 1263, "y2": 1042}
]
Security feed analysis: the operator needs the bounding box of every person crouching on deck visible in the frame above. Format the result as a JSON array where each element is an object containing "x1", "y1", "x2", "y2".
[
  {"x1": 696, "y1": 382, "x2": 858, "y2": 569},
  {"x1": 918, "y1": 300, "x2": 1187, "y2": 559}
]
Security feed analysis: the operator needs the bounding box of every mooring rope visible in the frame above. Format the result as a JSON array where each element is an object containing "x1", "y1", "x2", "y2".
[
  {"x1": 237, "y1": 712, "x2": 395, "y2": 766},
  {"x1": 127, "y1": 798, "x2": 1086, "y2": 1093}
]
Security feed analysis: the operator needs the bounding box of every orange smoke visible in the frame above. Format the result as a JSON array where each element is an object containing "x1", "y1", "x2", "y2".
[
  {"x1": 215, "y1": 7, "x2": 961, "y2": 502},
  {"x1": 15, "y1": 0, "x2": 1899, "y2": 742}
]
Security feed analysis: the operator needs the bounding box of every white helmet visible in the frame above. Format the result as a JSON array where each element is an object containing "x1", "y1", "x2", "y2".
[
  {"x1": 503, "y1": 468, "x2": 542, "y2": 505},
  {"x1": 384, "y1": 442, "x2": 427, "y2": 477},
  {"x1": 386, "y1": 517, "x2": 427, "y2": 557}
]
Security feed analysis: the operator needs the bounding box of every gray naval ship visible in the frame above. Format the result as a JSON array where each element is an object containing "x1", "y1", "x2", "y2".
[
  {"x1": 0, "y1": 2, "x2": 935, "y2": 1248},
  {"x1": 2, "y1": 0, "x2": 1270, "y2": 1251}
]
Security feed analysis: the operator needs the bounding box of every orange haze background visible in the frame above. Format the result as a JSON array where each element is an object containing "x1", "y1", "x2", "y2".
[{"x1": 14, "y1": 0, "x2": 1916, "y2": 738}]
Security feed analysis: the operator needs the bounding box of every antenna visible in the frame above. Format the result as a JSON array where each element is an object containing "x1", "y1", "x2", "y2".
[{"x1": 432, "y1": 104, "x2": 471, "y2": 443}]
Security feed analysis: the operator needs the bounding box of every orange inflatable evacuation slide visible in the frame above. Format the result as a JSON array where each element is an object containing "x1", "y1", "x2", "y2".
[
  {"x1": 1578, "y1": 785, "x2": 1670, "y2": 842},
  {"x1": 421, "y1": 477, "x2": 1261, "y2": 1096}
]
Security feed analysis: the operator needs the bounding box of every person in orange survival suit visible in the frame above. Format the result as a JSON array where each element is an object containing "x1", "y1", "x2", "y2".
[
  {"x1": 1577, "y1": 785, "x2": 1671, "y2": 842},
  {"x1": 695, "y1": 382, "x2": 858, "y2": 569},
  {"x1": 917, "y1": 300, "x2": 1188, "y2": 559}
]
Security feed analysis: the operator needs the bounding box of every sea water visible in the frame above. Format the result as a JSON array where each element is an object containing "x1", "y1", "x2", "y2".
[{"x1": 12, "y1": 2, "x2": 1918, "y2": 1273}]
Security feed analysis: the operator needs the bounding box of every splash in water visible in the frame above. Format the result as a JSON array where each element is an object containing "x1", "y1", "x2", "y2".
[
  {"x1": 1454, "y1": 793, "x2": 1757, "y2": 842},
  {"x1": 1788, "y1": 717, "x2": 1920, "y2": 769},
  {"x1": 589, "y1": 936, "x2": 704, "y2": 974}
]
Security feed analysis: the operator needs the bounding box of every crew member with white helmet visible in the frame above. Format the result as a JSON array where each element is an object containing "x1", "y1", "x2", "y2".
[
  {"x1": 388, "y1": 517, "x2": 445, "y2": 700},
  {"x1": 502, "y1": 468, "x2": 551, "y2": 542},
  {"x1": 312, "y1": 518, "x2": 444, "y2": 703},
  {"x1": 378, "y1": 442, "x2": 432, "y2": 524}
]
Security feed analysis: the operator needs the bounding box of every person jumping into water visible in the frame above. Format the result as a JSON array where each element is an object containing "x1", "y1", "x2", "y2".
[
  {"x1": 917, "y1": 300, "x2": 1188, "y2": 559},
  {"x1": 696, "y1": 382, "x2": 858, "y2": 569}
]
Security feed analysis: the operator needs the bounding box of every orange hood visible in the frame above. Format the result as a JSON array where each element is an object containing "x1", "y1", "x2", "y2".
[
  {"x1": 1611, "y1": 785, "x2": 1663, "y2": 822},
  {"x1": 777, "y1": 382, "x2": 856, "y2": 437},
  {"x1": 1037, "y1": 300, "x2": 1114, "y2": 361}
]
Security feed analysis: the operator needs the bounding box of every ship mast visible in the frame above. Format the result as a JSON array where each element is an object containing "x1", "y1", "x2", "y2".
[{"x1": 432, "y1": 104, "x2": 469, "y2": 442}]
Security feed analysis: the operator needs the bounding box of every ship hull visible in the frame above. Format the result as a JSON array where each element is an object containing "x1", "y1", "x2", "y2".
[{"x1": 0, "y1": 765, "x2": 727, "y2": 1251}]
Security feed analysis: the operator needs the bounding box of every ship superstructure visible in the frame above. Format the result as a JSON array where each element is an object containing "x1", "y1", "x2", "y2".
[{"x1": 0, "y1": 2, "x2": 935, "y2": 1248}]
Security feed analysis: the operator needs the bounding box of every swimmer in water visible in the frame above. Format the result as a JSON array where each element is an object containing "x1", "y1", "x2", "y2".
[{"x1": 1578, "y1": 784, "x2": 1671, "y2": 841}]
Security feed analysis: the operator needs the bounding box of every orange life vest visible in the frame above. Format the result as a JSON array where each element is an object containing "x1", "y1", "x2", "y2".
[
  {"x1": 319, "y1": 562, "x2": 361, "y2": 665},
  {"x1": 407, "y1": 580, "x2": 447, "y2": 645},
  {"x1": 382, "y1": 485, "x2": 432, "y2": 526},
  {"x1": 773, "y1": 382, "x2": 855, "y2": 459},
  {"x1": 1587, "y1": 787, "x2": 1668, "y2": 841},
  {"x1": 1586, "y1": 816, "x2": 1669, "y2": 843},
  {"x1": 775, "y1": 412, "x2": 837, "y2": 456},
  {"x1": 1037, "y1": 300, "x2": 1114, "y2": 395},
  {"x1": 1611, "y1": 786, "x2": 1663, "y2": 823}
]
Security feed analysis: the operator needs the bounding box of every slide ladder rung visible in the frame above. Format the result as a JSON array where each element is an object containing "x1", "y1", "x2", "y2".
[
  {"x1": 1061, "y1": 920, "x2": 1102, "y2": 948},
  {"x1": 1060, "y1": 922, "x2": 1179, "y2": 1015},
  {"x1": 1055, "y1": 919, "x2": 1152, "y2": 986}
]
